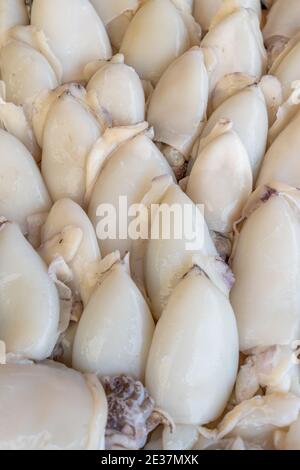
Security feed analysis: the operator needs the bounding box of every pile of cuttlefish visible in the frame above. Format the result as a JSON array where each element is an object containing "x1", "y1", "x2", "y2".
[{"x1": 1, "y1": 0, "x2": 300, "y2": 451}]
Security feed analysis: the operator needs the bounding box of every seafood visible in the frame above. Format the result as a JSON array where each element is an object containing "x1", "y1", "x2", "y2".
[
  {"x1": 0, "y1": 129, "x2": 51, "y2": 234},
  {"x1": 86, "y1": 54, "x2": 145, "y2": 127},
  {"x1": 194, "y1": 0, "x2": 261, "y2": 34},
  {"x1": 0, "y1": 362, "x2": 107, "y2": 450},
  {"x1": 90, "y1": 0, "x2": 140, "y2": 50},
  {"x1": 0, "y1": 26, "x2": 60, "y2": 106},
  {"x1": 0, "y1": 0, "x2": 28, "y2": 45},
  {"x1": 30, "y1": 0, "x2": 112, "y2": 82},
  {"x1": 146, "y1": 267, "x2": 239, "y2": 425},
  {"x1": 0, "y1": 0, "x2": 299, "y2": 452},
  {"x1": 0, "y1": 221, "x2": 60, "y2": 361},
  {"x1": 263, "y1": 0, "x2": 300, "y2": 59},
  {"x1": 120, "y1": 0, "x2": 200, "y2": 84},
  {"x1": 88, "y1": 134, "x2": 174, "y2": 257},
  {"x1": 197, "y1": 85, "x2": 268, "y2": 180},
  {"x1": 201, "y1": 6, "x2": 267, "y2": 96},
  {"x1": 72, "y1": 254, "x2": 155, "y2": 381},
  {"x1": 186, "y1": 119, "x2": 252, "y2": 235},
  {"x1": 40, "y1": 198, "x2": 102, "y2": 306},
  {"x1": 230, "y1": 184, "x2": 300, "y2": 405},
  {"x1": 147, "y1": 47, "x2": 208, "y2": 177}
]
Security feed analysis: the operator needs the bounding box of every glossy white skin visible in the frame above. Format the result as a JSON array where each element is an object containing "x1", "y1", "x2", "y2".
[
  {"x1": 72, "y1": 262, "x2": 155, "y2": 380},
  {"x1": 263, "y1": 0, "x2": 300, "y2": 43},
  {"x1": 147, "y1": 47, "x2": 208, "y2": 157},
  {"x1": 90, "y1": 0, "x2": 139, "y2": 25},
  {"x1": 87, "y1": 60, "x2": 145, "y2": 126},
  {"x1": 145, "y1": 184, "x2": 218, "y2": 320},
  {"x1": 146, "y1": 269, "x2": 239, "y2": 425},
  {"x1": 231, "y1": 195, "x2": 300, "y2": 352},
  {"x1": 280, "y1": 416, "x2": 300, "y2": 450},
  {"x1": 200, "y1": 86, "x2": 268, "y2": 180},
  {"x1": 0, "y1": 40, "x2": 58, "y2": 106},
  {"x1": 257, "y1": 109, "x2": 300, "y2": 188},
  {"x1": 0, "y1": 362, "x2": 107, "y2": 450},
  {"x1": 120, "y1": 0, "x2": 190, "y2": 83},
  {"x1": 271, "y1": 40, "x2": 300, "y2": 101},
  {"x1": 0, "y1": 129, "x2": 51, "y2": 234},
  {"x1": 186, "y1": 127, "x2": 252, "y2": 233},
  {"x1": 201, "y1": 9, "x2": 266, "y2": 95},
  {"x1": 0, "y1": 0, "x2": 28, "y2": 41},
  {"x1": 41, "y1": 199, "x2": 101, "y2": 305},
  {"x1": 0, "y1": 223, "x2": 60, "y2": 360},
  {"x1": 193, "y1": 0, "x2": 261, "y2": 32},
  {"x1": 31, "y1": 0, "x2": 112, "y2": 82},
  {"x1": 42, "y1": 92, "x2": 102, "y2": 206},
  {"x1": 88, "y1": 135, "x2": 174, "y2": 257}
]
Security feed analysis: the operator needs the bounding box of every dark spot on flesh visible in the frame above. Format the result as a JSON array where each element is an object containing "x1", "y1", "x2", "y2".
[{"x1": 261, "y1": 187, "x2": 278, "y2": 203}]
